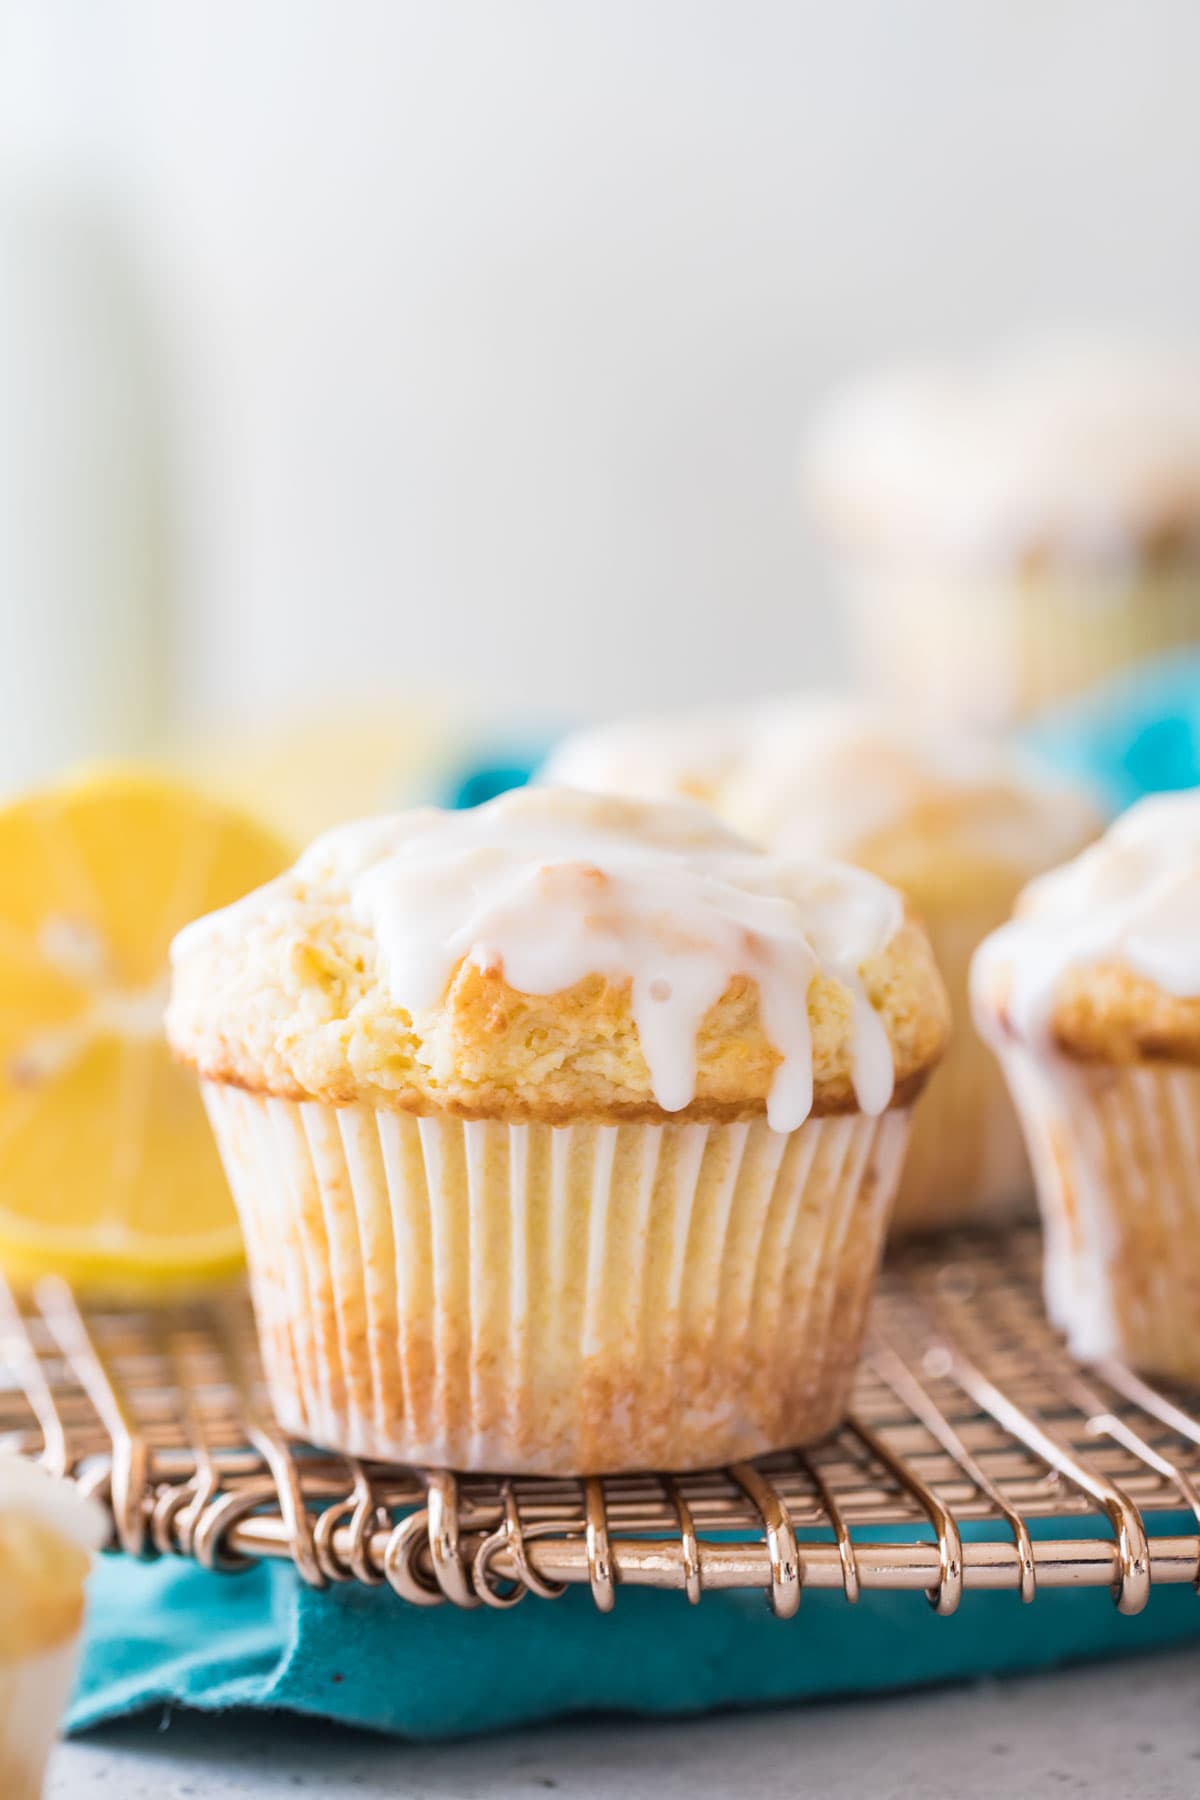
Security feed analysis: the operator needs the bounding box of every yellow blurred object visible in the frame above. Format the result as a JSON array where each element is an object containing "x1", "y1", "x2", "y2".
[
  {"x1": 0, "y1": 1510, "x2": 91, "y2": 1657},
  {"x1": 173, "y1": 705, "x2": 456, "y2": 843},
  {"x1": 0, "y1": 768, "x2": 289, "y2": 1293}
]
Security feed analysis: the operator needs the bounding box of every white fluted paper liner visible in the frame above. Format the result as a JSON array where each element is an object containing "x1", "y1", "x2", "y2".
[
  {"x1": 996, "y1": 1049, "x2": 1200, "y2": 1380},
  {"x1": 0, "y1": 1638, "x2": 83, "y2": 1800},
  {"x1": 204, "y1": 1085, "x2": 912, "y2": 1474},
  {"x1": 894, "y1": 909, "x2": 1031, "y2": 1232}
]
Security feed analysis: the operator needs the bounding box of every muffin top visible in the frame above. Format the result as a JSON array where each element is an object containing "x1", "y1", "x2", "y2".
[
  {"x1": 0, "y1": 1458, "x2": 106, "y2": 1660},
  {"x1": 168, "y1": 786, "x2": 949, "y2": 1128},
  {"x1": 805, "y1": 338, "x2": 1200, "y2": 569},
  {"x1": 543, "y1": 699, "x2": 1100, "y2": 904},
  {"x1": 541, "y1": 706, "x2": 750, "y2": 813},
  {"x1": 972, "y1": 790, "x2": 1200, "y2": 1063}
]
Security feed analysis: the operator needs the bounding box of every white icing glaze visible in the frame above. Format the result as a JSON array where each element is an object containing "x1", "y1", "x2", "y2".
[
  {"x1": 972, "y1": 789, "x2": 1200, "y2": 1043},
  {"x1": 806, "y1": 337, "x2": 1200, "y2": 566},
  {"x1": 0, "y1": 1455, "x2": 107, "y2": 1554},
  {"x1": 543, "y1": 697, "x2": 1099, "y2": 868},
  {"x1": 997, "y1": 1047, "x2": 1122, "y2": 1358},
  {"x1": 175, "y1": 787, "x2": 906, "y2": 1130}
]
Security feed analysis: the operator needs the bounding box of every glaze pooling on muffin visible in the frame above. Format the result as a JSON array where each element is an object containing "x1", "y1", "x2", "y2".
[
  {"x1": 972, "y1": 790, "x2": 1200, "y2": 1043},
  {"x1": 175, "y1": 788, "x2": 906, "y2": 1130}
]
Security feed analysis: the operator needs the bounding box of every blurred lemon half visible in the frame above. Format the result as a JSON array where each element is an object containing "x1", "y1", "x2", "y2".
[
  {"x1": 173, "y1": 704, "x2": 456, "y2": 843},
  {"x1": 0, "y1": 768, "x2": 288, "y2": 1293}
]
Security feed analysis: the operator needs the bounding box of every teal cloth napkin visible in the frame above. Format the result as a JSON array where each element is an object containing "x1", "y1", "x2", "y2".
[{"x1": 72, "y1": 1518, "x2": 1200, "y2": 1739}]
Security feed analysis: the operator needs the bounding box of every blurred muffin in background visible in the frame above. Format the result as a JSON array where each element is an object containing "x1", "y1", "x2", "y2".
[
  {"x1": 545, "y1": 699, "x2": 1101, "y2": 1230},
  {"x1": 973, "y1": 792, "x2": 1200, "y2": 1380},
  {"x1": 804, "y1": 338, "x2": 1200, "y2": 727},
  {"x1": 0, "y1": 1459, "x2": 105, "y2": 1800}
]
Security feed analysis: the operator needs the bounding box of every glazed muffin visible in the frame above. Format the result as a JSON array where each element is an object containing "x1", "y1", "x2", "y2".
[
  {"x1": 546, "y1": 701, "x2": 1100, "y2": 1231},
  {"x1": 168, "y1": 787, "x2": 949, "y2": 1474},
  {"x1": 0, "y1": 1458, "x2": 106, "y2": 1800},
  {"x1": 973, "y1": 791, "x2": 1200, "y2": 1380},
  {"x1": 805, "y1": 339, "x2": 1200, "y2": 727}
]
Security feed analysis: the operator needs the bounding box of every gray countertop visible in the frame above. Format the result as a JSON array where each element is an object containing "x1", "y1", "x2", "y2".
[{"x1": 49, "y1": 1647, "x2": 1200, "y2": 1799}]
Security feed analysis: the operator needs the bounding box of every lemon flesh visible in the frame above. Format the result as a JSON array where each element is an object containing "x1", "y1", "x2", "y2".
[{"x1": 0, "y1": 769, "x2": 287, "y2": 1292}]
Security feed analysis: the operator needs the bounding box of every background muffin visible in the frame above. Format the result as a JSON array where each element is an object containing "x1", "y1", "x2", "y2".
[
  {"x1": 973, "y1": 791, "x2": 1200, "y2": 1380},
  {"x1": 0, "y1": 1458, "x2": 106, "y2": 1800},
  {"x1": 804, "y1": 339, "x2": 1200, "y2": 727},
  {"x1": 546, "y1": 700, "x2": 1100, "y2": 1230},
  {"x1": 170, "y1": 786, "x2": 948, "y2": 1474}
]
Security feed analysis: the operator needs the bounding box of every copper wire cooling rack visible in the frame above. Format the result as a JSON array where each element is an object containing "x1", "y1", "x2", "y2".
[{"x1": 3, "y1": 1227, "x2": 1200, "y2": 1618}]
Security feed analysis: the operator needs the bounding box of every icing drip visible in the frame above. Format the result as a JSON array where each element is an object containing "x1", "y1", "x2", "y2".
[
  {"x1": 972, "y1": 789, "x2": 1200, "y2": 1043},
  {"x1": 178, "y1": 788, "x2": 905, "y2": 1130}
]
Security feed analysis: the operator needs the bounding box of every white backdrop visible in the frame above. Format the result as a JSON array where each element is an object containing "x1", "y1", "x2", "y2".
[{"x1": 1, "y1": 0, "x2": 1196, "y2": 736}]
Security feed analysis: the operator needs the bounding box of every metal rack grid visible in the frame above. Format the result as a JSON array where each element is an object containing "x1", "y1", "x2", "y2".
[{"x1": 2, "y1": 1227, "x2": 1199, "y2": 1617}]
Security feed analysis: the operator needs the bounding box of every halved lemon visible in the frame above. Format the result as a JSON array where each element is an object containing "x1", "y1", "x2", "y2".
[{"x1": 0, "y1": 768, "x2": 289, "y2": 1293}]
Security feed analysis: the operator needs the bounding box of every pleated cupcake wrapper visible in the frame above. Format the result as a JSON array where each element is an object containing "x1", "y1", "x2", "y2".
[
  {"x1": 843, "y1": 558, "x2": 1200, "y2": 728},
  {"x1": 0, "y1": 1637, "x2": 81, "y2": 1800},
  {"x1": 204, "y1": 1084, "x2": 912, "y2": 1474},
  {"x1": 997, "y1": 1048, "x2": 1200, "y2": 1380},
  {"x1": 894, "y1": 908, "x2": 1031, "y2": 1232}
]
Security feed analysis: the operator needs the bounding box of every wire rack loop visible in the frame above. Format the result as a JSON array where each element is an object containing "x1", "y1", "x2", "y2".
[
  {"x1": 4, "y1": 1230, "x2": 1200, "y2": 1615},
  {"x1": 313, "y1": 1496, "x2": 360, "y2": 1583},
  {"x1": 383, "y1": 1510, "x2": 443, "y2": 1605},
  {"x1": 191, "y1": 1484, "x2": 271, "y2": 1574},
  {"x1": 668, "y1": 1477, "x2": 704, "y2": 1606},
  {"x1": 730, "y1": 1461, "x2": 803, "y2": 1618},
  {"x1": 424, "y1": 1469, "x2": 480, "y2": 1608},
  {"x1": 151, "y1": 1470, "x2": 217, "y2": 1561},
  {"x1": 472, "y1": 1485, "x2": 569, "y2": 1609},
  {"x1": 343, "y1": 1465, "x2": 389, "y2": 1587},
  {"x1": 584, "y1": 1477, "x2": 617, "y2": 1612}
]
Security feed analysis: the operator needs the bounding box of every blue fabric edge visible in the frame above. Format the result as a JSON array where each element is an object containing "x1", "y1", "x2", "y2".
[{"x1": 70, "y1": 1511, "x2": 1200, "y2": 1741}]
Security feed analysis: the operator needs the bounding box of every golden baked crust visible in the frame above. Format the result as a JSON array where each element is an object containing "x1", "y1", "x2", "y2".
[
  {"x1": 171, "y1": 912, "x2": 949, "y2": 1122},
  {"x1": 168, "y1": 788, "x2": 951, "y2": 1124},
  {"x1": 978, "y1": 955, "x2": 1200, "y2": 1068}
]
